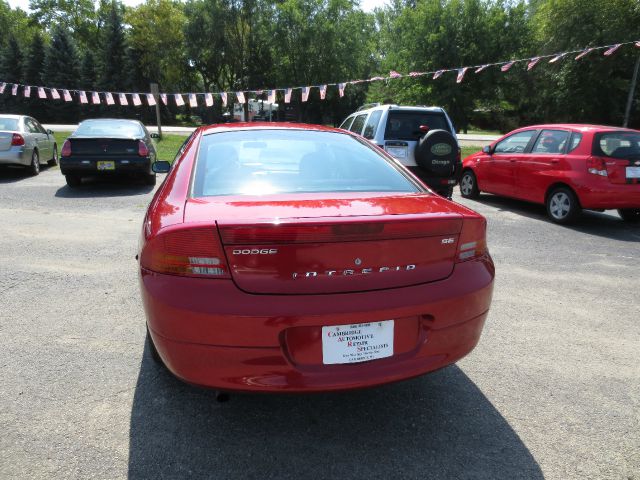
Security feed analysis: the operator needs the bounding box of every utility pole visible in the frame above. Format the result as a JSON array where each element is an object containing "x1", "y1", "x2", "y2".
[
  {"x1": 150, "y1": 83, "x2": 162, "y2": 139},
  {"x1": 623, "y1": 53, "x2": 640, "y2": 128}
]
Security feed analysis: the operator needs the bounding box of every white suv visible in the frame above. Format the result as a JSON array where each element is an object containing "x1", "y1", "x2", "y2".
[{"x1": 339, "y1": 104, "x2": 461, "y2": 197}]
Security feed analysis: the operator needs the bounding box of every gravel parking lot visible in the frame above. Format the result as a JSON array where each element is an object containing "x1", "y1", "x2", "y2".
[{"x1": 1, "y1": 165, "x2": 638, "y2": 479}]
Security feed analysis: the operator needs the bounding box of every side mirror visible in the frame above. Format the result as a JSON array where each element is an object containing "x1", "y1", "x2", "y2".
[
  {"x1": 152, "y1": 161, "x2": 171, "y2": 173},
  {"x1": 46, "y1": 129, "x2": 54, "y2": 135},
  {"x1": 150, "y1": 133, "x2": 160, "y2": 139},
  {"x1": 482, "y1": 145, "x2": 492, "y2": 154}
]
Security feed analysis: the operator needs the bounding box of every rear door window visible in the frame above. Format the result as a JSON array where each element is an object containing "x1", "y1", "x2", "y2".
[
  {"x1": 494, "y1": 130, "x2": 536, "y2": 154},
  {"x1": 568, "y1": 132, "x2": 583, "y2": 153},
  {"x1": 349, "y1": 114, "x2": 367, "y2": 135},
  {"x1": 531, "y1": 129, "x2": 570, "y2": 154},
  {"x1": 362, "y1": 110, "x2": 383, "y2": 139},
  {"x1": 384, "y1": 111, "x2": 450, "y2": 140},
  {"x1": 593, "y1": 131, "x2": 640, "y2": 159},
  {"x1": 339, "y1": 116, "x2": 354, "y2": 130}
]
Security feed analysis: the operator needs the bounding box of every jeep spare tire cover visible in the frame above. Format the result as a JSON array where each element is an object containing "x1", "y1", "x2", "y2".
[{"x1": 415, "y1": 129, "x2": 457, "y2": 176}]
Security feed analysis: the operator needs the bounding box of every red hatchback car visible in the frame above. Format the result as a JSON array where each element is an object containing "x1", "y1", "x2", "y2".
[
  {"x1": 460, "y1": 124, "x2": 640, "y2": 223},
  {"x1": 139, "y1": 123, "x2": 494, "y2": 393}
]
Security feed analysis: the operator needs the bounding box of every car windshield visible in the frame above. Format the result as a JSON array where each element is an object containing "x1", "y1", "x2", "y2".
[
  {"x1": 384, "y1": 111, "x2": 450, "y2": 140},
  {"x1": 0, "y1": 117, "x2": 19, "y2": 131},
  {"x1": 594, "y1": 131, "x2": 640, "y2": 159},
  {"x1": 73, "y1": 120, "x2": 144, "y2": 138},
  {"x1": 192, "y1": 129, "x2": 419, "y2": 197}
]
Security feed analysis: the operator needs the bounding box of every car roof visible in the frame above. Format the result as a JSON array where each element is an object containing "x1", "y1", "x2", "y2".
[
  {"x1": 514, "y1": 124, "x2": 639, "y2": 134},
  {"x1": 0, "y1": 114, "x2": 25, "y2": 119},
  {"x1": 79, "y1": 118, "x2": 143, "y2": 124},
  {"x1": 353, "y1": 104, "x2": 445, "y2": 115},
  {"x1": 200, "y1": 122, "x2": 351, "y2": 135}
]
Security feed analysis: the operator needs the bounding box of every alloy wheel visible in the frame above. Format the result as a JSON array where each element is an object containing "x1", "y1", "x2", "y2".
[
  {"x1": 460, "y1": 174, "x2": 473, "y2": 195},
  {"x1": 549, "y1": 192, "x2": 570, "y2": 220}
]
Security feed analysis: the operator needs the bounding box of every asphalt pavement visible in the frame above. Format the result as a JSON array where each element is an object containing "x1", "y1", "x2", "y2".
[{"x1": 0, "y1": 165, "x2": 638, "y2": 479}]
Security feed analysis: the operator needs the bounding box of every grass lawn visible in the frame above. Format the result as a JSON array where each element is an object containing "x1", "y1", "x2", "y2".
[
  {"x1": 52, "y1": 131, "x2": 190, "y2": 163},
  {"x1": 461, "y1": 145, "x2": 481, "y2": 159}
]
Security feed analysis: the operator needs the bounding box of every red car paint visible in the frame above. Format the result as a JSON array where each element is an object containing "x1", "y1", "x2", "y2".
[
  {"x1": 462, "y1": 124, "x2": 640, "y2": 210},
  {"x1": 139, "y1": 123, "x2": 494, "y2": 392}
]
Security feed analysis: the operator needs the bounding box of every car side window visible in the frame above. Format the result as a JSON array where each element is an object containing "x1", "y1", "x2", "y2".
[
  {"x1": 531, "y1": 129, "x2": 570, "y2": 154},
  {"x1": 362, "y1": 110, "x2": 383, "y2": 139},
  {"x1": 349, "y1": 114, "x2": 367, "y2": 135},
  {"x1": 339, "y1": 116, "x2": 354, "y2": 130},
  {"x1": 174, "y1": 132, "x2": 194, "y2": 163},
  {"x1": 567, "y1": 132, "x2": 583, "y2": 153},
  {"x1": 25, "y1": 119, "x2": 40, "y2": 134},
  {"x1": 494, "y1": 130, "x2": 536, "y2": 154}
]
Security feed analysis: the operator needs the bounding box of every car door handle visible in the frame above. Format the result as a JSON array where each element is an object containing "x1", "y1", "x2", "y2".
[
  {"x1": 550, "y1": 159, "x2": 560, "y2": 164},
  {"x1": 508, "y1": 158, "x2": 517, "y2": 163}
]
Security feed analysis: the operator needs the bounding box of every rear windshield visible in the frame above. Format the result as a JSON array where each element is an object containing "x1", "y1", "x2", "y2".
[
  {"x1": 73, "y1": 120, "x2": 144, "y2": 138},
  {"x1": 0, "y1": 118, "x2": 19, "y2": 131},
  {"x1": 593, "y1": 131, "x2": 640, "y2": 159},
  {"x1": 192, "y1": 129, "x2": 419, "y2": 197},
  {"x1": 384, "y1": 111, "x2": 451, "y2": 140}
]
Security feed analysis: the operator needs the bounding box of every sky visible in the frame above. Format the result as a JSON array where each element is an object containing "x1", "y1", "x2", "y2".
[{"x1": 7, "y1": 0, "x2": 388, "y2": 13}]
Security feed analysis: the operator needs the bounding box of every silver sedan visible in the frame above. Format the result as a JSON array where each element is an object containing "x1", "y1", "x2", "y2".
[{"x1": 0, "y1": 114, "x2": 58, "y2": 175}]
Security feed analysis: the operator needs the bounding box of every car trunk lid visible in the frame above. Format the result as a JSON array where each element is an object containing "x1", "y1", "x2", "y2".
[
  {"x1": 67, "y1": 137, "x2": 140, "y2": 156},
  {"x1": 0, "y1": 131, "x2": 15, "y2": 151},
  {"x1": 193, "y1": 193, "x2": 465, "y2": 294}
]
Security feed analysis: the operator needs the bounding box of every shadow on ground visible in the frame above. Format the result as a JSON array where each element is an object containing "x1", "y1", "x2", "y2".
[
  {"x1": 471, "y1": 194, "x2": 640, "y2": 242},
  {"x1": 0, "y1": 165, "x2": 55, "y2": 183},
  {"x1": 54, "y1": 175, "x2": 157, "y2": 198},
  {"x1": 128, "y1": 340, "x2": 543, "y2": 479}
]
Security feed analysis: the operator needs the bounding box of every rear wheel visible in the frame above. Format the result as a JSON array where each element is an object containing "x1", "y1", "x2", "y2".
[
  {"x1": 546, "y1": 187, "x2": 580, "y2": 224},
  {"x1": 459, "y1": 170, "x2": 480, "y2": 199},
  {"x1": 618, "y1": 208, "x2": 640, "y2": 222},
  {"x1": 30, "y1": 150, "x2": 40, "y2": 176},
  {"x1": 65, "y1": 174, "x2": 81, "y2": 188},
  {"x1": 48, "y1": 145, "x2": 58, "y2": 166}
]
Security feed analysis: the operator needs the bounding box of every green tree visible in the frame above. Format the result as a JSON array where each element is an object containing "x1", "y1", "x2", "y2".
[
  {"x1": 29, "y1": 0, "x2": 97, "y2": 49},
  {"x1": 24, "y1": 31, "x2": 46, "y2": 86},
  {"x1": 0, "y1": 37, "x2": 23, "y2": 84},
  {"x1": 98, "y1": 1, "x2": 127, "y2": 91},
  {"x1": 43, "y1": 25, "x2": 80, "y2": 122}
]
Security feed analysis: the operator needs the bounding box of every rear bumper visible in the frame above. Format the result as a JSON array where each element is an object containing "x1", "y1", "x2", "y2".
[
  {"x1": 141, "y1": 255, "x2": 495, "y2": 392},
  {"x1": 0, "y1": 147, "x2": 28, "y2": 166},
  {"x1": 60, "y1": 157, "x2": 151, "y2": 176},
  {"x1": 407, "y1": 165, "x2": 462, "y2": 192},
  {"x1": 576, "y1": 181, "x2": 640, "y2": 209}
]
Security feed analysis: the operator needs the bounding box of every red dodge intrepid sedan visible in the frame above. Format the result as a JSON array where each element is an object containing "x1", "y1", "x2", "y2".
[
  {"x1": 139, "y1": 123, "x2": 494, "y2": 392},
  {"x1": 460, "y1": 124, "x2": 640, "y2": 223}
]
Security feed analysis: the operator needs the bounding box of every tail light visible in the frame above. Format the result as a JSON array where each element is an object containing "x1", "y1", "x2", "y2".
[
  {"x1": 61, "y1": 140, "x2": 71, "y2": 157},
  {"x1": 456, "y1": 147, "x2": 461, "y2": 163},
  {"x1": 456, "y1": 217, "x2": 488, "y2": 262},
  {"x1": 140, "y1": 226, "x2": 229, "y2": 278},
  {"x1": 138, "y1": 140, "x2": 150, "y2": 157},
  {"x1": 11, "y1": 134, "x2": 25, "y2": 146},
  {"x1": 586, "y1": 156, "x2": 607, "y2": 176}
]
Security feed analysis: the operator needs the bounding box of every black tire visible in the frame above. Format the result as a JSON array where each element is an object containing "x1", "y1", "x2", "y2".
[
  {"x1": 617, "y1": 208, "x2": 640, "y2": 222},
  {"x1": 65, "y1": 174, "x2": 81, "y2": 188},
  {"x1": 48, "y1": 145, "x2": 58, "y2": 166},
  {"x1": 459, "y1": 170, "x2": 480, "y2": 199},
  {"x1": 29, "y1": 150, "x2": 40, "y2": 176},
  {"x1": 546, "y1": 186, "x2": 581, "y2": 224},
  {"x1": 144, "y1": 173, "x2": 157, "y2": 186},
  {"x1": 146, "y1": 326, "x2": 164, "y2": 365},
  {"x1": 414, "y1": 129, "x2": 458, "y2": 177}
]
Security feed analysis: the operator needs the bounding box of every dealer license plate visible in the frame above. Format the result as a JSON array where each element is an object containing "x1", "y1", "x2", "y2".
[
  {"x1": 386, "y1": 146, "x2": 408, "y2": 159},
  {"x1": 626, "y1": 166, "x2": 640, "y2": 179},
  {"x1": 97, "y1": 161, "x2": 115, "y2": 171},
  {"x1": 322, "y1": 320, "x2": 394, "y2": 365}
]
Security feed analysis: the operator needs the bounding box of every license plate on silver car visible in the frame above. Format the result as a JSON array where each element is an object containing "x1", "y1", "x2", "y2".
[{"x1": 386, "y1": 146, "x2": 408, "y2": 159}]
